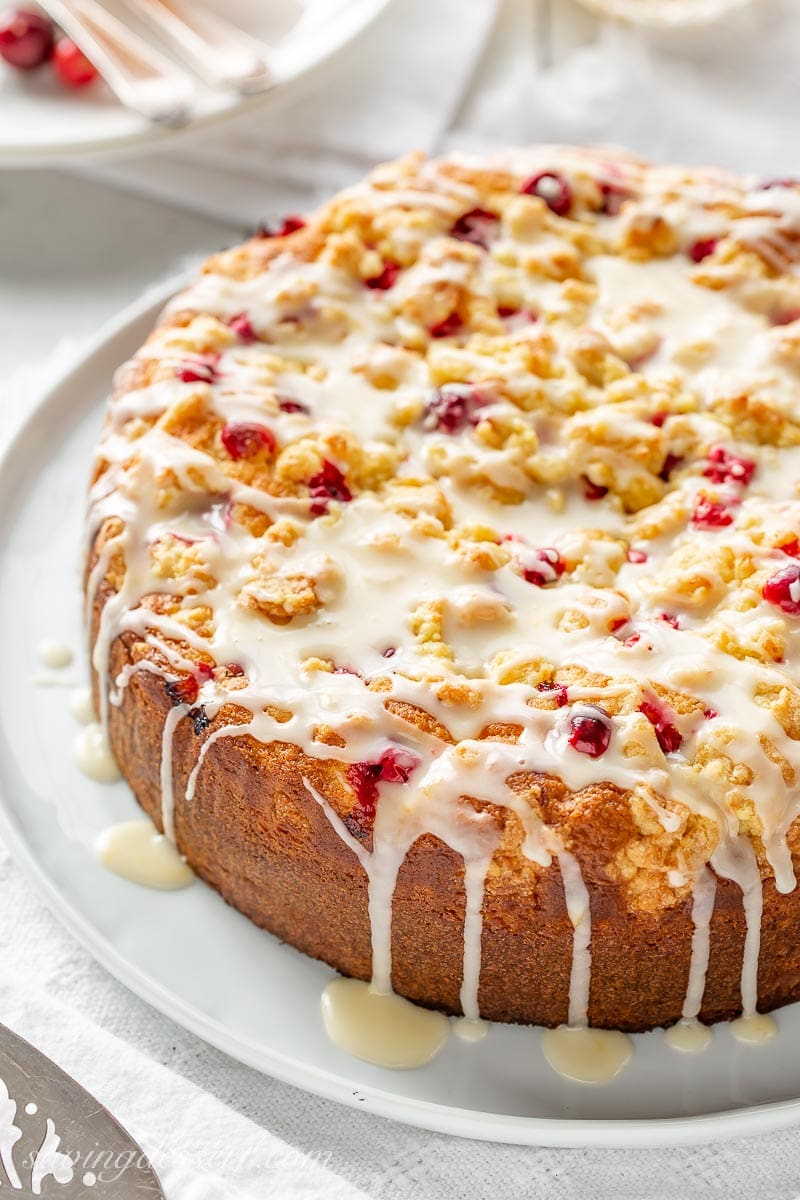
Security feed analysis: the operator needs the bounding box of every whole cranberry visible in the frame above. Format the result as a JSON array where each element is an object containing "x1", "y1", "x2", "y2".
[
  {"x1": 449, "y1": 208, "x2": 499, "y2": 250},
  {"x1": 228, "y1": 312, "x2": 256, "y2": 343},
  {"x1": 520, "y1": 546, "x2": 565, "y2": 587},
  {"x1": 763, "y1": 565, "x2": 800, "y2": 615},
  {"x1": 688, "y1": 238, "x2": 718, "y2": 264},
  {"x1": 221, "y1": 422, "x2": 276, "y2": 461},
  {"x1": 568, "y1": 706, "x2": 612, "y2": 757},
  {"x1": 520, "y1": 171, "x2": 572, "y2": 217},
  {"x1": 0, "y1": 8, "x2": 54, "y2": 70},
  {"x1": 52, "y1": 37, "x2": 98, "y2": 88},
  {"x1": 421, "y1": 384, "x2": 491, "y2": 434},
  {"x1": 364, "y1": 260, "x2": 400, "y2": 290}
]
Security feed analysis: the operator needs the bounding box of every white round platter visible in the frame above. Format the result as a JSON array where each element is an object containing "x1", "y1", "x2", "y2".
[
  {"x1": 2, "y1": 280, "x2": 800, "y2": 1147},
  {"x1": 0, "y1": 0, "x2": 390, "y2": 166},
  {"x1": 573, "y1": 0, "x2": 756, "y2": 26}
]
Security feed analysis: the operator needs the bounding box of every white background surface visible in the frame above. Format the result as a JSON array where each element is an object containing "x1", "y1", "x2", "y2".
[{"x1": 4, "y1": 0, "x2": 800, "y2": 1195}]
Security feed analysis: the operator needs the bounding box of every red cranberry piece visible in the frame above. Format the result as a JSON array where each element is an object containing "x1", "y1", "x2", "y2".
[
  {"x1": 769, "y1": 306, "x2": 800, "y2": 327},
  {"x1": 609, "y1": 616, "x2": 628, "y2": 633},
  {"x1": 623, "y1": 632, "x2": 642, "y2": 647},
  {"x1": 226, "y1": 662, "x2": 245, "y2": 676},
  {"x1": 365, "y1": 261, "x2": 400, "y2": 290},
  {"x1": 583, "y1": 478, "x2": 608, "y2": 501},
  {"x1": 651, "y1": 410, "x2": 669, "y2": 428},
  {"x1": 520, "y1": 546, "x2": 565, "y2": 587},
  {"x1": 521, "y1": 171, "x2": 572, "y2": 217},
  {"x1": 195, "y1": 661, "x2": 214, "y2": 682},
  {"x1": 691, "y1": 496, "x2": 735, "y2": 529},
  {"x1": 659, "y1": 452, "x2": 683, "y2": 481},
  {"x1": 378, "y1": 747, "x2": 420, "y2": 784},
  {"x1": 450, "y1": 208, "x2": 499, "y2": 250},
  {"x1": 704, "y1": 707, "x2": 718, "y2": 720},
  {"x1": 343, "y1": 762, "x2": 382, "y2": 838},
  {"x1": 422, "y1": 384, "x2": 488, "y2": 434},
  {"x1": 277, "y1": 215, "x2": 306, "y2": 236},
  {"x1": 660, "y1": 612, "x2": 680, "y2": 629},
  {"x1": 703, "y1": 445, "x2": 756, "y2": 487},
  {"x1": 308, "y1": 459, "x2": 352, "y2": 515},
  {"x1": 639, "y1": 694, "x2": 682, "y2": 754},
  {"x1": 228, "y1": 313, "x2": 256, "y2": 343},
  {"x1": 0, "y1": 8, "x2": 53, "y2": 69},
  {"x1": 52, "y1": 38, "x2": 97, "y2": 87},
  {"x1": 221, "y1": 421, "x2": 276, "y2": 461},
  {"x1": 626, "y1": 548, "x2": 648, "y2": 563},
  {"x1": 382, "y1": 646, "x2": 397, "y2": 658},
  {"x1": 189, "y1": 706, "x2": 210, "y2": 736},
  {"x1": 537, "y1": 681, "x2": 568, "y2": 707},
  {"x1": 568, "y1": 706, "x2": 612, "y2": 757},
  {"x1": 257, "y1": 215, "x2": 306, "y2": 238},
  {"x1": 164, "y1": 676, "x2": 199, "y2": 707},
  {"x1": 429, "y1": 312, "x2": 463, "y2": 339},
  {"x1": 278, "y1": 396, "x2": 310, "y2": 415},
  {"x1": 763, "y1": 565, "x2": 800, "y2": 614},
  {"x1": 598, "y1": 180, "x2": 632, "y2": 216},
  {"x1": 344, "y1": 748, "x2": 420, "y2": 837},
  {"x1": 178, "y1": 356, "x2": 218, "y2": 385},
  {"x1": 498, "y1": 305, "x2": 538, "y2": 324},
  {"x1": 780, "y1": 538, "x2": 800, "y2": 558},
  {"x1": 688, "y1": 238, "x2": 718, "y2": 264}
]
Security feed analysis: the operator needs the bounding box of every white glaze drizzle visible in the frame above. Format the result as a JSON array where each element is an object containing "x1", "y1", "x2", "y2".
[
  {"x1": 85, "y1": 148, "x2": 800, "y2": 1053},
  {"x1": 683, "y1": 866, "x2": 717, "y2": 1022},
  {"x1": 74, "y1": 723, "x2": 121, "y2": 783},
  {"x1": 540, "y1": 1026, "x2": 634, "y2": 1084},
  {"x1": 730, "y1": 1012, "x2": 778, "y2": 1044},
  {"x1": 664, "y1": 1020, "x2": 713, "y2": 1054},
  {"x1": 37, "y1": 640, "x2": 73, "y2": 669},
  {"x1": 95, "y1": 818, "x2": 195, "y2": 890},
  {"x1": 321, "y1": 978, "x2": 450, "y2": 1069},
  {"x1": 68, "y1": 687, "x2": 96, "y2": 725}
]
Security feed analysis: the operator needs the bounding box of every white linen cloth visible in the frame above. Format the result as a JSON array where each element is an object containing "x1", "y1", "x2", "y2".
[{"x1": 7, "y1": 0, "x2": 800, "y2": 1196}]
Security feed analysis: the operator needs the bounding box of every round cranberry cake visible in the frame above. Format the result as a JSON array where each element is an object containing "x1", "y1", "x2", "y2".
[{"x1": 87, "y1": 148, "x2": 800, "y2": 1032}]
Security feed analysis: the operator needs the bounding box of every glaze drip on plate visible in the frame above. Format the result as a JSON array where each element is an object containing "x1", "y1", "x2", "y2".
[{"x1": 85, "y1": 147, "x2": 800, "y2": 1040}]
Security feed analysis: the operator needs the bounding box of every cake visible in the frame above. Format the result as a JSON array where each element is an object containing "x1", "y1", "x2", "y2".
[{"x1": 86, "y1": 147, "x2": 800, "y2": 1033}]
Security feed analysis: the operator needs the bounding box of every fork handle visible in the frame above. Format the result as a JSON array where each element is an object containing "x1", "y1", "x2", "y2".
[
  {"x1": 124, "y1": 0, "x2": 272, "y2": 94},
  {"x1": 37, "y1": 0, "x2": 196, "y2": 125}
]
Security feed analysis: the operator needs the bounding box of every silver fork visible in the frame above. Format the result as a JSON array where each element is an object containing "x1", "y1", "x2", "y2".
[
  {"x1": 121, "y1": 0, "x2": 272, "y2": 94},
  {"x1": 38, "y1": 0, "x2": 196, "y2": 125}
]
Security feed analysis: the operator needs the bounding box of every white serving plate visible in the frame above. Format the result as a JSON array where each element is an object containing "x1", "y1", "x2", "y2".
[
  {"x1": 573, "y1": 0, "x2": 756, "y2": 26},
  {"x1": 0, "y1": 0, "x2": 389, "y2": 165},
  {"x1": 3, "y1": 281, "x2": 800, "y2": 1147}
]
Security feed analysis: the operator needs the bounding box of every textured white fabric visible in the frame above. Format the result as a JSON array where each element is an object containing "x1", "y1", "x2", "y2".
[{"x1": 8, "y1": 1, "x2": 800, "y2": 1196}]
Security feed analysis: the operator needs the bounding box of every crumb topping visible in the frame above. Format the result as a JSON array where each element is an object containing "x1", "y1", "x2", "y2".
[{"x1": 89, "y1": 148, "x2": 800, "y2": 915}]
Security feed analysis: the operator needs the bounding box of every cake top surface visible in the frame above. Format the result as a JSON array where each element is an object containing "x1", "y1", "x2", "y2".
[{"x1": 89, "y1": 147, "x2": 800, "y2": 959}]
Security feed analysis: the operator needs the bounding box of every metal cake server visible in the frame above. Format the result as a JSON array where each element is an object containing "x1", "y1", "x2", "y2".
[{"x1": 0, "y1": 1022, "x2": 164, "y2": 1197}]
